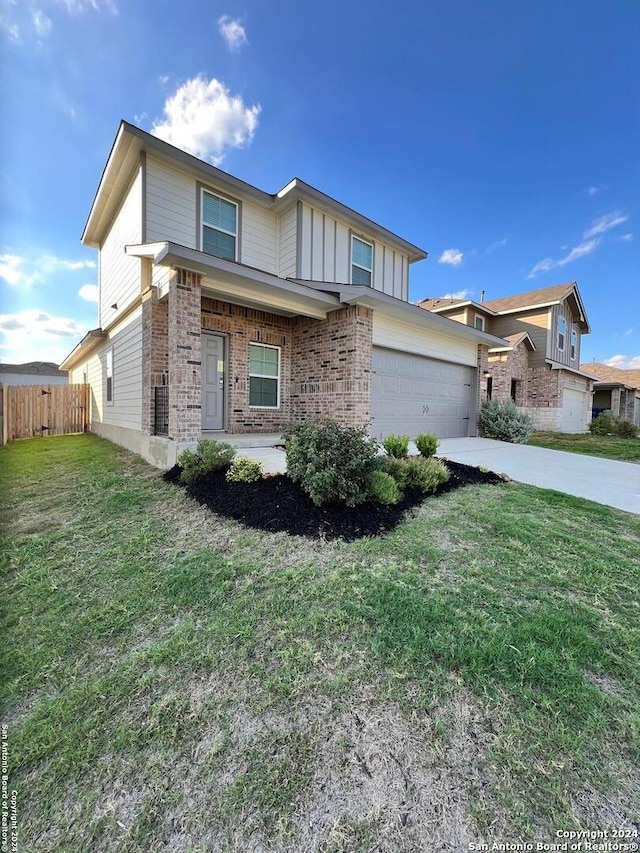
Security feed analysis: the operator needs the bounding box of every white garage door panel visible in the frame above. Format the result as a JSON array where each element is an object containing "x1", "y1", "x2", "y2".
[
  {"x1": 562, "y1": 387, "x2": 589, "y2": 433},
  {"x1": 371, "y1": 347, "x2": 475, "y2": 439}
]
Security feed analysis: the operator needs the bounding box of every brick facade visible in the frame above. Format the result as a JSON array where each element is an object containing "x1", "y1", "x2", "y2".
[
  {"x1": 141, "y1": 286, "x2": 168, "y2": 434},
  {"x1": 168, "y1": 269, "x2": 202, "y2": 442},
  {"x1": 488, "y1": 342, "x2": 529, "y2": 406},
  {"x1": 477, "y1": 344, "x2": 489, "y2": 410}
]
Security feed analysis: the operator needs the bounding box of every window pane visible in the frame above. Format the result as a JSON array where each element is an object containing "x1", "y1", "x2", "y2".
[
  {"x1": 351, "y1": 265, "x2": 372, "y2": 286},
  {"x1": 203, "y1": 226, "x2": 236, "y2": 260},
  {"x1": 352, "y1": 237, "x2": 372, "y2": 269},
  {"x1": 249, "y1": 344, "x2": 279, "y2": 377},
  {"x1": 202, "y1": 192, "x2": 236, "y2": 234},
  {"x1": 475, "y1": 316, "x2": 484, "y2": 330},
  {"x1": 250, "y1": 377, "x2": 278, "y2": 407}
]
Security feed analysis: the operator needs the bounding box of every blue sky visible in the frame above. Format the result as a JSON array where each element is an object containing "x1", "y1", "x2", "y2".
[{"x1": 1, "y1": 0, "x2": 638, "y2": 369}]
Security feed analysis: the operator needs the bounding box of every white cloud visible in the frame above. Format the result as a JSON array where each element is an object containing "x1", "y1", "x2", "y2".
[
  {"x1": 605, "y1": 354, "x2": 640, "y2": 370},
  {"x1": 527, "y1": 239, "x2": 599, "y2": 279},
  {"x1": 438, "y1": 248, "x2": 463, "y2": 267},
  {"x1": 32, "y1": 9, "x2": 52, "y2": 36},
  {"x1": 78, "y1": 284, "x2": 98, "y2": 302},
  {"x1": 151, "y1": 76, "x2": 260, "y2": 165},
  {"x1": 0, "y1": 253, "x2": 96, "y2": 288},
  {"x1": 585, "y1": 185, "x2": 601, "y2": 196},
  {"x1": 218, "y1": 15, "x2": 248, "y2": 51},
  {"x1": 623, "y1": 328, "x2": 635, "y2": 337},
  {"x1": 0, "y1": 310, "x2": 86, "y2": 364},
  {"x1": 618, "y1": 233, "x2": 633, "y2": 242},
  {"x1": 57, "y1": 0, "x2": 118, "y2": 14},
  {"x1": 159, "y1": 75, "x2": 170, "y2": 84},
  {"x1": 583, "y1": 211, "x2": 628, "y2": 240},
  {"x1": 485, "y1": 237, "x2": 507, "y2": 254},
  {"x1": 442, "y1": 289, "x2": 472, "y2": 300}
]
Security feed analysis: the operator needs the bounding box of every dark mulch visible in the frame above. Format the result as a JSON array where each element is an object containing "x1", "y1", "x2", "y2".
[{"x1": 163, "y1": 459, "x2": 504, "y2": 541}]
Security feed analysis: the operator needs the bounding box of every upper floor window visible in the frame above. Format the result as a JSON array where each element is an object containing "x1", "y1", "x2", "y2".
[
  {"x1": 474, "y1": 314, "x2": 485, "y2": 331},
  {"x1": 106, "y1": 348, "x2": 113, "y2": 403},
  {"x1": 202, "y1": 189, "x2": 237, "y2": 261},
  {"x1": 557, "y1": 316, "x2": 566, "y2": 351},
  {"x1": 351, "y1": 236, "x2": 373, "y2": 286},
  {"x1": 570, "y1": 329, "x2": 577, "y2": 360}
]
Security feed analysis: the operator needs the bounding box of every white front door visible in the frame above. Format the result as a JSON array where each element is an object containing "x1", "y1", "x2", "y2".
[{"x1": 202, "y1": 333, "x2": 225, "y2": 430}]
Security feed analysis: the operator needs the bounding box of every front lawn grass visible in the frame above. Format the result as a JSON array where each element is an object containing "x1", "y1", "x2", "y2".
[
  {"x1": 529, "y1": 430, "x2": 640, "y2": 462},
  {"x1": 1, "y1": 434, "x2": 639, "y2": 851}
]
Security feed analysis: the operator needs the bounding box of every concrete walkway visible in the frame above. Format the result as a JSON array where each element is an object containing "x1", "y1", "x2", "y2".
[{"x1": 436, "y1": 437, "x2": 640, "y2": 515}]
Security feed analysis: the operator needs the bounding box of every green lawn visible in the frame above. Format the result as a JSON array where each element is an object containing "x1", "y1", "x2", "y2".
[
  {"x1": 529, "y1": 430, "x2": 640, "y2": 462},
  {"x1": 1, "y1": 435, "x2": 639, "y2": 851}
]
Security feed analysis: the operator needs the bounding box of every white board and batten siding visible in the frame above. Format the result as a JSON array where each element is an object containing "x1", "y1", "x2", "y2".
[
  {"x1": 70, "y1": 309, "x2": 143, "y2": 431},
  {"x1": 100, "y1": 168, "x2": 143, "y2": 329},
  {"x1": 279, "y1": 205, "x2": 297, "y2": 278},
  {"x1": 145, "y1": 155, "x2": 277, "y2": 273},
  {"x1": 297, "y1": 202, "x2": 409, "y2": 298},
  {"x1": 373, "y1": 315, "x2": 479, "y2": 366}
]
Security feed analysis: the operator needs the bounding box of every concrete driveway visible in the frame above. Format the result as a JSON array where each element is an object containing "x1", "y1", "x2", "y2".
[{"x1": 436, "y1": 437, "x2": 640, "y2": 515}]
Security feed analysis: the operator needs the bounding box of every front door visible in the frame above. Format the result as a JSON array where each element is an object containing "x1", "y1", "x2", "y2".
[{"x1": 202, "y1": 333, "x2": 225, "y2": 430}]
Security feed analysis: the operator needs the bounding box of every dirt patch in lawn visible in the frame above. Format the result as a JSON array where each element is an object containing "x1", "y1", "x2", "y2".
[{"x1": 163, "y1": 460, "x2": 504, "y2": 541}]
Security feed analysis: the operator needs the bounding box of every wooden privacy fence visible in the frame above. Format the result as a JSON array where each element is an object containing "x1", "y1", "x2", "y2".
[{"x1": 1, "y1": 384, "x2": 89, "y2": 443}]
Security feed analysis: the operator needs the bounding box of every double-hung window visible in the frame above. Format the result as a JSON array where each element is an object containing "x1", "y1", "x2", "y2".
[
  {"x1": 201, "y1": 189, "x2": 237, "y2": 261},
  {"x1": 106, "y1": 348, "x2": 113, "y2": 403},
  {"x1": 249, "y1": 343, "x2": 280, "y2": 408},
  {"x1": 474, "y1": 314, "x2": 485, "y2": 331},
  {"x1": 557, "y1": 316, "x2": 566, "y2": 351},
  {"x1": 351, "y1": 236, "x2": 373, "y2": 286}
]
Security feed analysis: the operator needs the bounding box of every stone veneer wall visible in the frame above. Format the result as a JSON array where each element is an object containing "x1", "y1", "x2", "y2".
[
  {"x1": 201, "y1": 296, "x2": 293, "y2": 433},
  {"x1": 168, "y1": 269, "x2": 202, "y2": 442},
  {"x1": 488, "y1": 344, "x2": 529, "y2": 406},
  {"x1": 141, "y1": 286, "x2": 168, "y2": 434},
  {"x1": 290, "y1": 304, "x2": 373, "y2": 428}
]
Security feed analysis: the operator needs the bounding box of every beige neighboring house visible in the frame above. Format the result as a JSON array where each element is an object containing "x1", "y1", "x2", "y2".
[
  {"x1": 60, "y1": 121, "x2": 506, "y2": 468},
  {"x1": 419, "y1": 282, "x2": 594, "y2": 432},
  {"x1": 0, "y1": 362, "x2": 68, "y2": 386},
  {"x1": 581, "y1": 362, "x2": 640, "y2": 426}
]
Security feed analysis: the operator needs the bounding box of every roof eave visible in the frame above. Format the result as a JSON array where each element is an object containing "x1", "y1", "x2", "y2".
[{"x1": 60, "y1": 328, "x2": 107, "y2": 370}]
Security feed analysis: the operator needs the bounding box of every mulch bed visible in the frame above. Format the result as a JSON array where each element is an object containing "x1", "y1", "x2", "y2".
[{"x1": 163, "y1": 459, "x2": 504, "y2": 541}]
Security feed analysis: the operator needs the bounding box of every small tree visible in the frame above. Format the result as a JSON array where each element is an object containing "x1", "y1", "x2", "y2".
[{"x1": 478, "y1": 399, "x2": 533, "y2": 444}]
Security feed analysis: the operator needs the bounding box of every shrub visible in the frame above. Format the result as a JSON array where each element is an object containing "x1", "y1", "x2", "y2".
[
  {"x1": 478, "y1": 399, "x2": 533, "y2": 444},
  {"x1": 383, "y1": 456, "x2": 410, "y2": 487},
  {"x1": 178, "y1": 439, "x2": 236, "y2": 485},
  {"x1": 403, "y1": 457, "x2": 450, "y2": 493},
  {"x1": 367, "y1": 470, "x2": 402, "y2": 505},
  {"x1": 283, "y1": 420, "x2": 379, "y2": 507},
  {"x1": 225, "y1": 456, "x2": 263, "y2": 483},
  {"x1": 415, "y1": 432, "x2": 439, "y2": 458},
  {"x1": 616, "y1": 419, "x2": 638, "y2": 439},
  {"x1": 382, "y1": 434, "x2": 410, "y2": 458},
  {"x1": 589, "y1": 410, "x2": 618, "y2": 435}
]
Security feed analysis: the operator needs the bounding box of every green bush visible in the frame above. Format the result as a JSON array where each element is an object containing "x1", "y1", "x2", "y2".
[
  {"x1": 589, "y1": 410, "x2": 618, "y2": 435},
  {"x1": 616, "y1": 419, "x2": 638, "y2": 439},
  {"x1": 283, "y1": 420, "x2": 379, "y2": 507},
  {"x1": 403, "y1": 457, "x2": 450, "y2": 493},
  {"x1": 178, "y1": 439, "x2": 236, "y2": 485},
  {"x1": 415, "y1": 432, "x2": 439, "y2": 458},
  {"x1": 367, "y1": 470, "x2": 402, "y2": 505},
  {"x1": 383, "y1": 456, "x2": 410, "y2": 487},
  {"x1": 382, "y1": 434, "x2": 410, "y2": 458},
  {"x1": 478, "y1": 399, "x2": 533, "y2": 444},
  {"x1": 225, "y1": 456, "x2": 263, "y2": 483}
]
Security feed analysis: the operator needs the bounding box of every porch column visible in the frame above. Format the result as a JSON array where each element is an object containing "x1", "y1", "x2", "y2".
[
  {"x1": 141, "y1": 285, "x2": 168, "y2": 435},
  {"x1": 477, "y1": 344, "x2": 490, "y2": 406},
  {"x1": 168, "y1": 268, "x2": 202, "y2": 442}
]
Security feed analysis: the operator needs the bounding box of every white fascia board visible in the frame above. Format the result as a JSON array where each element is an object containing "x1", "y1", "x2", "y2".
[
  {"x1": 60, "y1": 329, "x2": 106, "y2": 370},
  {"x1": 545, "y1": 360, "x2": 597, "y2": 380}
]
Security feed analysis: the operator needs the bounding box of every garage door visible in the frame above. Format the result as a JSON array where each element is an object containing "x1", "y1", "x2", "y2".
[
  {"x1": 371, "y1": 347, "x2": 475, "y2": 440},
  {"x1": 562, "y1": 387, "x2": 589, "y2": 433}
]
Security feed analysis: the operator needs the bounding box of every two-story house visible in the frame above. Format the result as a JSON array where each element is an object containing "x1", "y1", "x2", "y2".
[
  {"x1": 419, "y1": 282, "x2": 593, "y2": 432},
  {"x1": 61, "y1": 121, "x2": 505, "y2": 467}
]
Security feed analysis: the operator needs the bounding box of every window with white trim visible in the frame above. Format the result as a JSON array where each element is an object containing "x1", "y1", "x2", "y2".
[
  {"x1": 106, "y1": 348, "x2": 113, "y2": 403},
  {"x1": 474, "y1": 314, "x2": 485, "y2": 331},
  {"x1": 201, "y1": 189, "x2": 237, "y2": 261},
  {"x1": 570, "y1": 330, "x2": 577, "y2": 360},
  {"x1": 557, "y1": 316, "x2": 566, "y2": 351},
  {"x1": 249, "y1": 343, "x2": 280, "y2": 408},
  {"x1": 351, "y1": 235, "x2": 373, "y2": 286}
]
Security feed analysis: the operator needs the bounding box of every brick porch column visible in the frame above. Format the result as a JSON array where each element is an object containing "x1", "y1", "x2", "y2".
[
  {"x1": 141, "y1": 285, "x2": 168, "y2": 434},
  {"x1": 168, "y1": 269, "x2": 202, "y2": 442},
  {"x1": 477, "y1": 344, "x2": 490, "y2": 407}
]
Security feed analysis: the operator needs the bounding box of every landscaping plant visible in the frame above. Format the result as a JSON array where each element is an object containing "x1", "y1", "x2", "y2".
[
  {"x1": 615, "y1": 419, "x2": 638, "y2": 439},
  {"x1": 402, "y1": 457, "x2": 450, "y2": 492},
  {"x1": 226, "y1": 456, "x2": 264, "y2": 483},
  {"x1": 478, "y1": 398, "x2": 533, "y2": 444},
  {"x1": 367, "y1": 469, "x2": 402, "y2": 505},
  {"x1": 415, "y1": 432, "x2": 439, "y2": 458},
  {"x1": 283, "y1": 419, "x2": 379, "y2": 507},
  {"x1": 382, "y1": 434, "x2": 410, "y2": 458},
  {"x1": 178, "y1": 439, "x2": 236, "y2": 484},
  {"x1": 589, "y1": 410, "x2": 618, "y2": 436}
]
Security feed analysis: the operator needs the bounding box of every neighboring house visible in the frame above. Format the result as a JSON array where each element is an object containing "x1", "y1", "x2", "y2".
[
  {"x1": 0, "y1": 362, "x2": 68, "y2": 386},
  {"x1": 61, "y1": 121, "x2": 505, "y2": 468},
  {"x1": 419, "y1": 283, "x2": 594, "y2": 432},
  {"x1": 581, "y1": 362, "x2": 640, "y2": 426}
]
